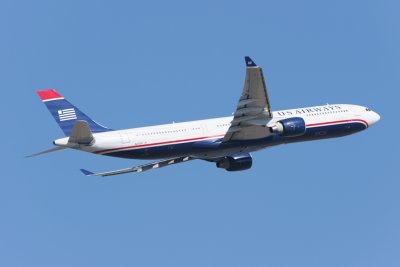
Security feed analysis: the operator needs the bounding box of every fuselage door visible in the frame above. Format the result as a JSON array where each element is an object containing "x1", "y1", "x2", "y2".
[
  {"x1": 201, "y1": 124, "x2": 208, "y2": 135},
  {"x1": 120, "y1": 133, "x2": 131, "y2": 144},
  {"x1": 353, "y1": 106, "x2": 363, "y2": 117}
]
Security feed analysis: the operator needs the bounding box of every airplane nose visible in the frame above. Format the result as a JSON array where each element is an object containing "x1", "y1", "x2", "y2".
[{"x1": 368, "y1": 111, "x2": 380, "y2": 127}]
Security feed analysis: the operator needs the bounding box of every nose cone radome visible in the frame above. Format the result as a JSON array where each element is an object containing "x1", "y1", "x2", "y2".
[{"x1": 368, "y1": 111, "x2": 380, "y2": 127}]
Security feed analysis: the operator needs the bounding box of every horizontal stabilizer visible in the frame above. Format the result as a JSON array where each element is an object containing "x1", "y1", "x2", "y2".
[
  {"x1": 68, "y1": 120, "x2": 94, "y2": 145},
  {"x1": 26, "y1": 146, "x2": 68, "y2": 158}
]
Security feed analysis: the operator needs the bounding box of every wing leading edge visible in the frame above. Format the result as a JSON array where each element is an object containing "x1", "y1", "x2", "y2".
[{"x1": 223, "y1": 56, "x2": 273, "y2": 141}]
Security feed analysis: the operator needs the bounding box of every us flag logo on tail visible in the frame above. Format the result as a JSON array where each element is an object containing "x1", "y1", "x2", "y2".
[{"x1": 58, "y1": 108, "x2": 77, "y2": 121}]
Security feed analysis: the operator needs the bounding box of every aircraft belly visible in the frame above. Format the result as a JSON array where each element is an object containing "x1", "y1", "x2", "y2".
[{"x1": 285, "y1": 121, "x2": 367, "y2": 143}]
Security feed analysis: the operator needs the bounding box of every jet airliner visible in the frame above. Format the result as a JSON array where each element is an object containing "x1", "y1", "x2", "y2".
[{"x1": 30, "y1": 57, "x2": 380, "y2": 176}]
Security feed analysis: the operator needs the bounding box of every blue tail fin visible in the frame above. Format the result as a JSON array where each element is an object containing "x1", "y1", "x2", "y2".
[{"x1": 37, "y1": 89, "x2": 112, "y2": 136}]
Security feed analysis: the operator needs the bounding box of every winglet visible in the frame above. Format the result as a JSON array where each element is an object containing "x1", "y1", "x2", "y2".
[
  {"x1": 80, "y1": 169, "x2": 94, "y2": 176},
  {"x1": 245, "y1": 56, "x2": 257, "y2": 67}
]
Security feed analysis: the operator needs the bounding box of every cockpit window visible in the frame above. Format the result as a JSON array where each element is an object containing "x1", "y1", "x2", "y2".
[{"x1": 365, "y1": 108, "x2": 371, "y2": 111}]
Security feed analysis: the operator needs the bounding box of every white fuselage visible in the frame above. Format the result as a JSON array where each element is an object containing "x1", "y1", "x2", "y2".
[{"x1": 54, "y1": 104, "x2": 380, "y2": 160}]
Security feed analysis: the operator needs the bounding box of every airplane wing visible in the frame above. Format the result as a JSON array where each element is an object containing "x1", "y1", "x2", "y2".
[
  {"x1": 81, "y1": 156, "x2": 194, "y2": 177},
  {"x1": 223, "y1": 56, "x2": 273, "y2": 141}
]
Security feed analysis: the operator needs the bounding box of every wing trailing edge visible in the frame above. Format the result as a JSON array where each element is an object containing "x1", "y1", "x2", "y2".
[{"x1": 223, "y1": 56, "x2": 273, "y2": 141}]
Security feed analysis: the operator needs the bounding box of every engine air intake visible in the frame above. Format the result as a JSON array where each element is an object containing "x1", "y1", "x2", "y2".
[{"x1": 271, "y1": 117, "x2": 306, "y2": 137}]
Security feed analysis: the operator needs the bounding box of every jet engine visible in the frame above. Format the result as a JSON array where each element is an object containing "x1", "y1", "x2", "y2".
[
  {"x1": 270, "y1": 117, "x2": 306, "y2": 137},
  {"x1": 216, "y1": 153, "x2": 253, "y2": 171}
]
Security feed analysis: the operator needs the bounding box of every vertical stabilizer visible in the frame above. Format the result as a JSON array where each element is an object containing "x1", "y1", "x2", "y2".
[{"x1": 37, "y1": 89, "x2": 112, "y2": 136}]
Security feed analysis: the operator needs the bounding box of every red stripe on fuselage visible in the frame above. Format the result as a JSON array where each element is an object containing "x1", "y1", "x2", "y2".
[
  {"x1": 94, "y1": 118, "x2": 368, "y2": 154},
  {"x1": 94, "y1": 134, "x2": 225, "y2": 154},
  {"x1": 306, "y1": 119, "x2": 368, "y2": 128}
]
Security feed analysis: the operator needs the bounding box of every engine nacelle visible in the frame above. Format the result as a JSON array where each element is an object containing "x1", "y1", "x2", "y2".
[
  {"x1": 216, "y1": 153, "x2": 253, "y2": 172},
  {"x1": 270, "y1": 117, "x2": 306, "y2": 137}
]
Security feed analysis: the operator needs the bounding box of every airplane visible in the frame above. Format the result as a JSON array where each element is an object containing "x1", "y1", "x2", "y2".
[{"x1": 29, "y1": 57, "x2": 380, "y2": 176}]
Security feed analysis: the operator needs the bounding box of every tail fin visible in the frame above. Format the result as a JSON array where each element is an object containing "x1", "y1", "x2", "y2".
[{"x1": 37, "y1": 89, "x2": 112, "y2": 136}]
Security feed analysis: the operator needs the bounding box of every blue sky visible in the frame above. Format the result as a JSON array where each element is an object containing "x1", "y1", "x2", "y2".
[{"x1": 1, "y1": 0, "x2": 399, "y2": 266}]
